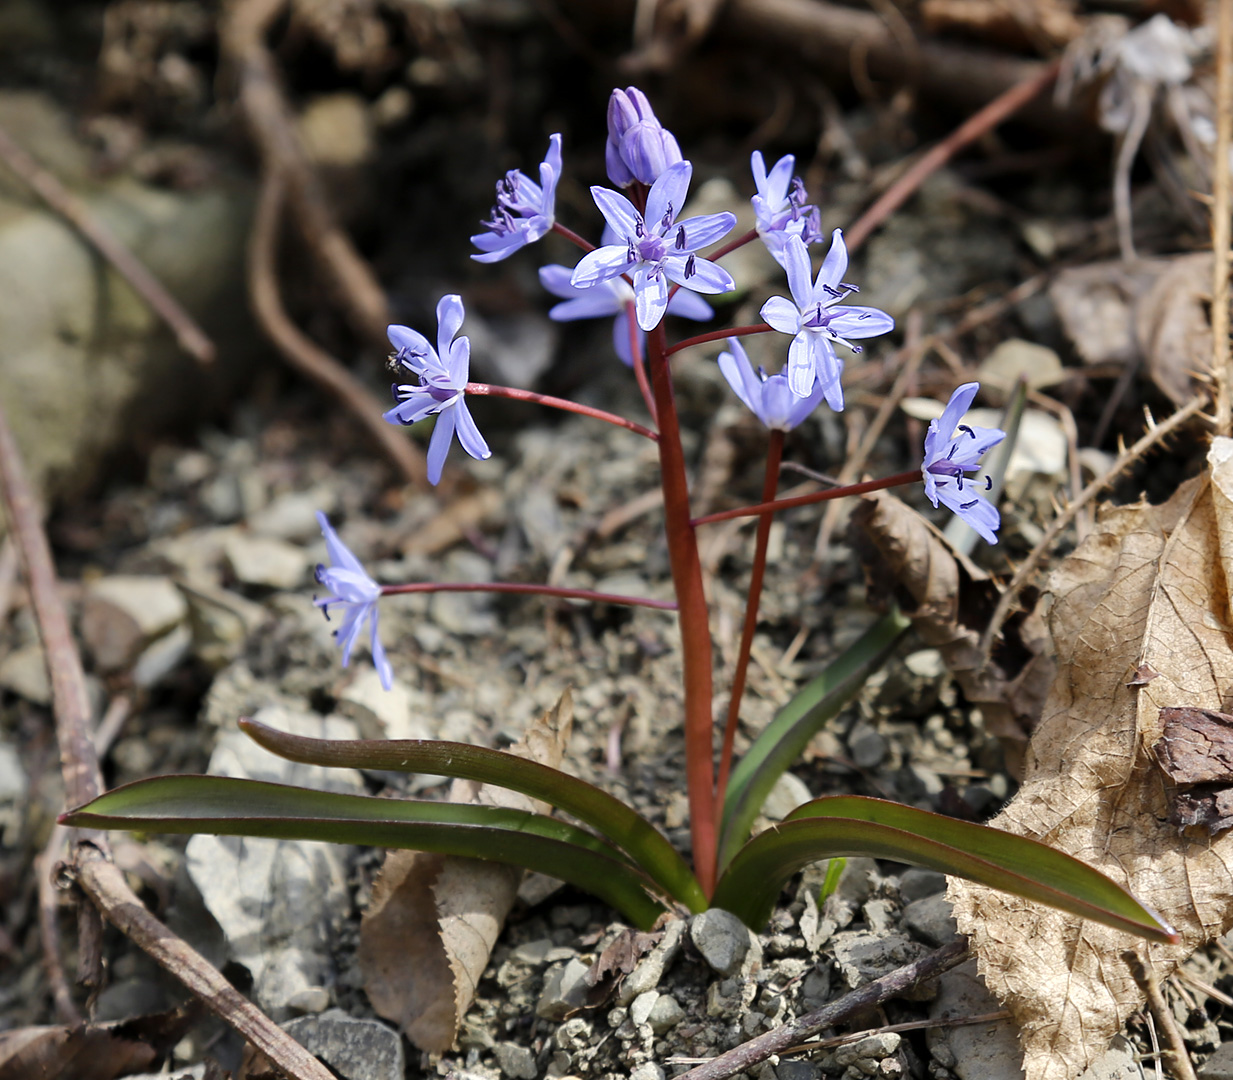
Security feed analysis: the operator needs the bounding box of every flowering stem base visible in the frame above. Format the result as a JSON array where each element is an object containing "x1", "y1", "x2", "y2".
[
  {"x1": 667, "y1": 323, "x2": 774, "y2": 358},
  {"x1": 715, "y1": 429, "x2": 783, "y2": 821}
]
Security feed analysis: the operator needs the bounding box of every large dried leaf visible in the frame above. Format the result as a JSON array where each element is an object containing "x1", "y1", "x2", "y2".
[
  {"x1": 359, "y1": 691, "x2": 574, "y2": 1052},
  {"x1": 1135, "y1": 253, "x2": 1213, "y2": 408},
  {"x1": 853, "y1": 491, "x2": 1053, "y2": 776},
  {"x1": 949, "y1": 438, "x2": 1233, "y2": 1080}
]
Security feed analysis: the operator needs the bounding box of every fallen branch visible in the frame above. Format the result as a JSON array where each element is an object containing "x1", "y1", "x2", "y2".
[
  {"x1": 0, "y1": 122, "x2": 214, "y2": 366},
  {"x1": 0, "y1": 399, "x2": 335, "y2": 1080},
  {"x1": 671, "y1": 940, "x2": 970, "y2": 1080},
  {"x1": 249, "y1": 169, "x2": 428, "y2": 488}
]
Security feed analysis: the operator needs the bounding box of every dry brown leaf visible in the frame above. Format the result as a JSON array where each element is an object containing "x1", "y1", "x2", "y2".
[
  {"x1": 852, "y1": 491, "x2": 1053, "y2": 777},
  {"x1": 1049, "y1": 260, "x2": 1169, "y2": 368},
  {"x1": 949, "y1": 438, "x2": 1233, "y2": 1080},
  {"x1": 0, "y1": 1024, "x2": 155, "y2": 1080},
  {"x1": 920, "y1": 0, "x2": 1082, "y2": 49},
  {"x1": 359, "y1": 691, "x2": 574, "y2": 1052},
  {"x1": 1135, "y1": 253, "x2": 1212, "y2": 408}
]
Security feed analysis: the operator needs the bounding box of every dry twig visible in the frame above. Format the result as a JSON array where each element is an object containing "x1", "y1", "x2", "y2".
[
  {"x1": 249, "y1": 169, "x2": 428, "y2": 487},
  {"x1": 0, "y1": 123, "x2": 214, "y2": 365},
  {"x1": 1211, "y1": 0, "x2": 1233, "y2": 436},
  {"x1": 0, "y1": 399, "x2": 335, "y2": 1080},
  {"x1": 671, "y1": 940, "x2": 969, "y2": 1080}
]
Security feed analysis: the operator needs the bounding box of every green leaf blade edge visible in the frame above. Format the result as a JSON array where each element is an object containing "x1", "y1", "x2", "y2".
[
  {"x1": 62, "y1": 775, "x2": 668, "y2": 929},
  {"x1": 239, "y1": 719, "x2": 705, "y2": 913},
  {"x1": 712, "y1": 795, "x2": 1177, "y2": 943}
]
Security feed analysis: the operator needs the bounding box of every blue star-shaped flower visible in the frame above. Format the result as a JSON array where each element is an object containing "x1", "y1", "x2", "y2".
[
  {"x1": 760, "y1": 232, "x2": 895, "y2": 405},
  {"x1": 470, "y1": 134, "x2": 562, "y2": 263},
  {"x1": 717, "y1": 337, "x2": 826, "y2": 431},
  {"x1": 750, "y1": 151, "x2": 821, "y2": 268},
  {"x1": 921, "y1": 382, "x2": 1006, "y2": 545},
  {"x1": 314, "y1": 512, "x2": 393, "y2": 690},
  {"x1": 570, "y1": 161, "x2": 736, "y2": 332},
  {"x1": 383, "y1": 294, "x2": 492, "y2": 486}
]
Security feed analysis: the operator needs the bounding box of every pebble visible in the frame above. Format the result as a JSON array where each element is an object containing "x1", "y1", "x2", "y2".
[
  {"x1": 81, "y1": 574, "x2": 188, "y2": 671},
  {"x1": 282, "y1": 1010, "x2": 404, "y2": 1080},
  {"x1": 830, "y1": 931, "x2": 930, "y2": 997},
  {"x1": 898, "y1": 868, "x2": 947, "y2": 903},
  {"x1": 132, "y1": 622, "x2": 192, "y2": 688},
  {"x1": 286, "y1": 986, "x2": 331, "y2": 1014},
  {"x1": 248, "y1": 488, "x2": 334, "y2": 542},
  {"x1": 833, "y1": 1033, "x2": 901, "y2": 1068},
  {"x1": 224, "y1": 533, "x2": 310, "y2": 589},
  {"x1": 901, "y1": 893, "x2": 960, "y2": 947},
  {"x1": 0, "y1": 642, "x2": 50, "y2": 705},
  {"x1": 619, "y1": 917, "x2": 686, "y2": 1004},
  {"x1": 846, "y1": 721, "x2": 887, "y2": 769},
  {"x1": 536, "y1": 958, "x2": 591, "y2": 1021},
  {"x1": 1199, "y1": 1041, "x2": 1233, "y2": 1080},
  {"x1": 927, "y1": 960, "x2": 1021, "y2": 1080},
  {"x1": 645, "y1": 994, "x2": 684, "y2": 1034},
  {"x1": 691, "y1": 909, "x2": 754, "y2": 977},
  {"x1": 494, "y1": 1041, "x2": 538, "y2": 1080},
  {"x1": 335, "y1": 668, "x2": 434, "y2": 741},
  {"x1": 630, "y1": 1064, "x2": 665, "y2": 1080},
  {"x1": 762, "y1": 771, "x2": 814, "y2": 820},
  {"x1": 1078, "y1": 1036, "x2": 1145, "y2": 1080},
  {"x1": 179, "y1": 581, "x2": 268, "y2": 669}
]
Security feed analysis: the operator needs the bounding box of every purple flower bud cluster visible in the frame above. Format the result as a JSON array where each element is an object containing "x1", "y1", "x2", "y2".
[{"x1": 605, "y1": 87, "x2": 683, "y2": 188}]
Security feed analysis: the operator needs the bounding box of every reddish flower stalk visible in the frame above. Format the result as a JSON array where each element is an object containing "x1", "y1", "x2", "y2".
[
  {"x1": 625, "y1": 301, "x2": 658, "y2": 424},
  {"x1": 381, "y1": 581, "x2": 676, "y2": 611},
  {"x1": 551, "y1": 221, "x2": 596, "y2": 254},
  {"x1": 646, "y1": 321, "x2": 718, "y2": 896},
  {"x1": 666, "y1": 323, "x2": 773, "y2": 358},
  {"x1": 692, "y1": 469, "x2": 921, "y2": 527},
  {"x1": 714, "y1": 429, "x2": 783, "y2": 820},
  {"x1": 466, "y1": 383, "x2": 657, "y2": 441}
]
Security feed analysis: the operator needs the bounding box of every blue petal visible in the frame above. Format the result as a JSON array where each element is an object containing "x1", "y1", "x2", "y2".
[
  {"x1": 591, "y1": 186, "x2": 641, "y2": 240},
  {"x1": 426, "y1": 406, "x2": 457, "y2": 486},
  {"x1": 571, "y1": 245, "x2": 635, "y2": 288},
  {"x1": 674, "y1": 211, "x2": 736, "y2": 251},
  {"x1": 317, "y1": 513, "x2": 365, "y2": 576},
  {"x1": 717, "y1": 339, "x2": 762, "y2": 417},
  {"x1": 453, "y1": 400, "x2": 492, "y2": 462},
  {"x1": 664, "y1": 255, "x2": 733, "y2": 294},
  {"x1": 825, "y1": 306, "x2": 896, "y2": 339},
  {"x1": 633, "y1": 264, "x2": 670, "y2": 331},
  {"x1": 781, "y1": 234, "x2": 814, "y2": 308},
  {"x1": 816, "y1": 229, "x2": 848, "y2": 294},
  {"x1": 645, "y1": 161, "x2": 692, "y2": 226},
  {"x1": 760, "y1": 295, "x2": 800, "y2": 335},
  {"x1": 368, "y1": 607, "x2": 394, "y2": 690},
  {"x1": 387, "y1": 324, "x2": 433, "y2": 359},
  {"x1": 787, "y1": 332, "x2": 816, "y2": 397}
]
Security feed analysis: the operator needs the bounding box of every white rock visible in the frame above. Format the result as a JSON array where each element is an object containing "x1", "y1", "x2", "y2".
[{"x1": 224, "y1": 533, "x2": 310, "y2": 589}]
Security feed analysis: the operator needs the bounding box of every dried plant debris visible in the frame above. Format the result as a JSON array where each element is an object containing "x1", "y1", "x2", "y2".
[
  {"x1": 949, "y1": 437, "x2": 1233, "y2": 1080},
  {"x1": 852, "y1": 490, "x2": 1053, "y2": 775},
  {"x1": 1154, "y1": 706, "x2": 1233, "y2": 833},
  {"x1": 359, "y1": 693, "x2": 574, "y2": 1052}
]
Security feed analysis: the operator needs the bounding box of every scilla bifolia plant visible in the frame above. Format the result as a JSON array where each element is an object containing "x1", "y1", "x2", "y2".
[{"x1": 62, "y1": 89, "x2": 1177, "y2": 944}]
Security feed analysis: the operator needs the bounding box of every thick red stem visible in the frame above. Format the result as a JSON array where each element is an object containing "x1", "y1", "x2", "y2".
[
  {"x1": 466, "y1": 383, "x2": 657, "y2": 441},
  {"x1": 551, "y1": 222, "x2": 596, "y2": 253},
  {"x1": 381, "y1": 581, "x2": 675, "y2": 611},
  {"x1": 714, "y1": 430, "x2": 783, "y2": 819},
  {"x1": 692, "y1": 469, "x2": 921, "y2": 526},
  {"x1": 646, "y1": 321, "x2": 718, "y2": 896}
]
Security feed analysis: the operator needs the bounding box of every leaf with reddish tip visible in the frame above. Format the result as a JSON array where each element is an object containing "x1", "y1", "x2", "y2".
[
  {"x1": 712, "y1": 795, "x2": 1177, "y2": 944},
  {"x1": 61, "y1": 775, "x2": 668, "y2": 929}
]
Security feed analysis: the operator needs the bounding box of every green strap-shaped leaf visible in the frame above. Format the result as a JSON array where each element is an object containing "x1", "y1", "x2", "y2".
[
  {"x1": 719, "y1": 610, "x2": 911, "y2": 869},
  {"x1": 239, "y1": 719, "x2": 705, "y2": 913},
  {"x1": 712, "y1": 795, "x2": 1178, "y2": 943},
  {"x1": 62, "y1": 776, "x2": 669, "y2": 929}
]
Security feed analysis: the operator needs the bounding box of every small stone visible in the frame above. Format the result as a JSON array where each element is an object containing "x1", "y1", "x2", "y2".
[
  {"x1": 898, "y1": 868, "x2": 947, "y2": 903},
  {"x1": 630, "y1": 1064, "x2": 665, "y2": 1080},
  {"x1": 799, "y1": 964, "x2": 832, "y2": 1012},
  {"x1": 691, "y1": 909, "x2": 753, "y2": 976},
  {"x1": 830, "y1": 931, "x2": 930, "y2": 997},
  {"x1": 646, "y1": 994, "x2": 684, "y2": 1034},
  {"x1": 762, "y1": 771, "x2": 813, "y2": 820},
  {"x1": 536, "y1": 958, "x2": 590, "y2": 1021},
  {"x1": 132, "y1": 622, "x2": 192, "y2": 688},
  {"x1": 776, "y1": 1061, "x2": 821, "y2": 1080},
  {"x1": 903, "y1": 649, "x2": 946, "y2": 680},
  {"x1": 554, "y1": 1018, "x2": 592, "y2": 1053},
  {"x1": 978, "y1": 338, "x2": 1063, "y2": 401},
  {"x1": 861, "y1": 898, "x2": 896, "y2": 935},
  {"x1": 248, "y1": 488, "x2": 334, "y2": 542},
  {"x1": 81, "y1": 575, "x2": 188, "y2": 672},
  {"x1": 1198, "y1": 1041, "x2": 1233, "y2": 1080},
  {"x1": 511, "y1": 938, "x2": 555, "y2": 966},
  {"x1": 281, "y1": 1010, "x2": 403, "y2": 1080},
  {"x1": 495, "y1": 1041, "x2": 538, "y2": 1080},
  {"x1": 1078, "y1": 1035, "x2": 1144, "y2": 1080},
  {"x1": 224, "y1": 533, "x2": 310, "y2": 589},
  {"x1": 619, "y1": 917, "x2": 686, "y2": 1004},
  {"x1": 902, "y1": 893, "x2": 959, "y2": 947},
  {"x1": 846, "y1": 721, "x2": 886, "y2": 769},
  {"x1": 286, "y1": 986, "x2": 331, "y2": 1014},
  {"x1": 630, "y1": 991, "x2": 659, "y2": 1027},
  {"x1": 336, "y1": 669, "x2": 431, "y2": 740},
  {"x1": 834, "y1": 1033, "x2": 901, "y2": 1068},
  {"x1": 181, "y1": 582, "x2": 268, "y2": 670},
  {"x1": 0, "y1": 643, "x2": 50, "y2": 705}
]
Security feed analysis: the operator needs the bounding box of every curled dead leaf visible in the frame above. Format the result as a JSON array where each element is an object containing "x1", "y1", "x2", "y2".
[
  {"x1": 358, "y1": 691, "x2": 574, "y2": 1053},
  {"x1": 948, "y1": 438, "x2": 1233, "y2": 1080},
  {"x1": 1135, "y1": 252, "x2": 1212, "y2": 408},
  {"x1": 852, "y1": 490, "x2": 1053, "y2": 777}
]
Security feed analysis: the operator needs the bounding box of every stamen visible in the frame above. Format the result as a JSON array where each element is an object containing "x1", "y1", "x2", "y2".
[
  {"x1": 859, "y1": 312, "x2": 871, "y2": 320},
  {"x1": 661, "y1": 203, "x2": 674, "y2": 229},
  {"x1": 984, "y1": 476, "x2": 993, "y2": 490},
  {"x1": 635, "y1": 220, "x2": 645, "y2": 238},
  {"x1": 684, "y1": 254, "x2": 696, "y2": 278},
  {"x1": 822, "y1": 284, "x2": 842, "y2": 299},
  {"x1": 851, "y1": 344, "x2": 862, "y2": 354},
  {"x1": 960, "y1": 499, "x2": 978, "y2": 511},
  {"x1": 958, "y1": 424, "x2": 976, "y2": 439},
  {"x1": 675, "y1": 225, "x2": 686, "y2": 250},
  {"x1": 839, "y1": 282, "x2": 860, "y2": 293}
]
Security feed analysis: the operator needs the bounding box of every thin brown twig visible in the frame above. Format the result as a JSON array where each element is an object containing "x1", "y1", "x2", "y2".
[
  {"x1": 845, "y1": 58, "x2": 1062, "y2": 251},
  {"x1": 0, "y1": 123, "x2": 214, "y2": 365},
  {"x1": 1211, "y1": 0, "x2": 1233, "y2": 436},
  {"x1": 772, "y1": 1008, "x2": 1010, "y2": 1057},
  {"x1": 671, "y1": 940, "x2": 970, "y2": 1080},
  {"x1": 0, "y1": 398, "x2": 334, "y2": 1080},
  {"x1": 979, "y1": 396, "x2": 1207, "y2": 660},
  {"x1": 249, "y1": 168, "x2": 428, "y2": 488},
  {"x1": 221, "y1": 0, "x2": 389, "y2": 349},
  {"x1": 1126, "y1": 950, "x2": 1198, "y2": 1080}
]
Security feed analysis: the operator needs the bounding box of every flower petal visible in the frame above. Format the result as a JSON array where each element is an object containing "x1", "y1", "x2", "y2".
[
  {"x1": 425, "y1": 406, "x2": 458, "y2": 486},
  {"x1": 760, "y1": 295, "x2": 801, "y2": 335},
  {"x1": 453, "y1": 400, "x2": 491, "y2": 462},
  {"x1": 571, "y1": 245, "x2": 635, "y2": 288},
  {"x1": 664, "y1": 255, "x2": 733, "y2": 295},
  {"x1": 387, "y1": 324, "x2": 432, "y2": 359},
  {"x1": 824, "y1": 306, "x2": 896, "y2": 339},
  {"x1": 717, "y1": 339, "x2": 762, "y2": 417},
  {"x1": 816, "y1": 228, "x2": 848, "y2": 293},
  {"x1": 645, "y1": 160, "x2": 692, "y2": 226},
  {"x1": 781, "y1": 234, "x2": 814, "y2": 307},
  {"x1": 633, "y1": 264, "x2": 670, "y2": 331},
  {"x1": 591, "y1": 186, "x2": 641, "y2": 239},
  {"x1": 383, "y1": 393, "x2": 441, "y2": 427},
  {"x1": 787, "y1": 332, "x2": 816, "y2": 397},
  {"x1": 673, "y1": 211, "x2": 736, "y2": 251},
  {"x1": 317, "y1": 512, "x2": 365, "y2": 576},
  {"x1": 436, "y1": 295, "x2": 465, "y2": 354},
  {"x1": 368, "y1": 608, "x2": 394, "y2": 690}
]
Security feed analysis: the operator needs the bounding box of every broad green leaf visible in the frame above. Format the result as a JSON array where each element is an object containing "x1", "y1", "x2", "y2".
[
  {"x1": 712, "y1": 795, "x2": 1178, "y2": 943},
  {"x1": 719, "y1": 610, "x2": 911, "y2": 868},
  {"x1": 62, "y1": 776, "x2": 669, "y2": 929},
  {"x1": 239, "y1": 719, "x2": 705, "y2": 912}
]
